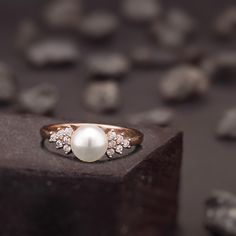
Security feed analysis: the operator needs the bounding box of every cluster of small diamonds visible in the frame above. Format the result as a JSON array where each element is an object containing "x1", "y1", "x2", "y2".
[
  {"x1": 106, "y1": 129, "x2": 131, "y2": 158},
  {"x1": 49, "y1": 126, "x2": 73, "y2": 154}
]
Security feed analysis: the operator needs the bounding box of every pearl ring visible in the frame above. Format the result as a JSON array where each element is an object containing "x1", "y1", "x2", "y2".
[{"x1": 40, "y1": 123, "x2": 143, "y2": 162}]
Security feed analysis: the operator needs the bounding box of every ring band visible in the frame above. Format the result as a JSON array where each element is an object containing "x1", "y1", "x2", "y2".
[{"x1": 40, "y1": 123, "x2": 143, "y2": 162}]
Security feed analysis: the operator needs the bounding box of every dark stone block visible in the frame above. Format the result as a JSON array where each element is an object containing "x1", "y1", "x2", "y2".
[{"x1": 0, "y1": 113, "x2": 182, "y2": 236}]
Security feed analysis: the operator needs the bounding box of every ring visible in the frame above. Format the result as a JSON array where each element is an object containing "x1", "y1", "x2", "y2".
[{"x1": 40, "y1": 123, "x2": 143, "y2": 162}]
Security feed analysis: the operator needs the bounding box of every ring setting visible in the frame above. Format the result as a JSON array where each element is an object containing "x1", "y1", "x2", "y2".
[{"x1": 41, "y1": 123, "x2": 143, "y2": 162}]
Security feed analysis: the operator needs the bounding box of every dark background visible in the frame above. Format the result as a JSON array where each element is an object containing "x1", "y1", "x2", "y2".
[{"x1": 0, "y1": 0, "x2": 236, "y2": 235}]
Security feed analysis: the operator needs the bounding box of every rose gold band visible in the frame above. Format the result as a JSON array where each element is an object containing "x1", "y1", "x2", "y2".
[{"x1": 40, "y1": 123, "x2": 143, "y2": 146}]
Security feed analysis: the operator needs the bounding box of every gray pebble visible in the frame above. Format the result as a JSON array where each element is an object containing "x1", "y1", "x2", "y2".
[
  {"x1": 153, "y1": 22, "x2": 187, "y2": 49},
  {"x1": 43, "y1": 0, "x2": 82, "y2": 30},
  {"x1": 86, "y1": 52, "x2": 130, "y2": 78},
  {"x1": 217, "y1": 108, "x2": 236, "y2": 140},
  {"x1": 122, "y1": 0, "x2": 161, "y2": 23},
  {"x1": 182, "y1": 44, "x2": 208, "y2": 64},
  {"x1": 79, "y1": 11, "x2": 119, "y2": 40},
  {"x1": 214, "y1": 6, "x2": 236, "y2": 37},
  {"x1": 205, "y1": 190, "x2": 236, "y2": 235},
  {"x1": 153, "y1": 8, "x2": 195, "y2": 48},
  {"x1": 166, "y1": 8, "x2": 196, "y2": 35},
  {"x1": 18, "y1": 84, "x2": 59, "y2": 115},
  {"x1": 25, "y1": 39, "x2": 79, "y2": 67},
  {"x1": 0, "y1": 63, "x2": 16, "y2": 103},
  {"x1": 159, "y1": 65, "x2": 209, "y2": 102},
  {"x1": 16, "y1": 20, "x2": 40, "y2": 50},
  {"x1": 130, "y1": 46, "x2": 178, "y2": 68},
  {"x1": 84, "y1": 81, "x2": 121, "y2": 113},
  {"x1": 202, "y1": 51, "x2": 236, "y2": 78},
  {"x1": 127, "y1": 108, "x2": 174, "y2": 126}
]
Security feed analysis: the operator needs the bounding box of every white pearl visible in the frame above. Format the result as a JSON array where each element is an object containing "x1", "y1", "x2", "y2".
[{"x1": 71, "y1": 125, "x2": 108, "y2": 162}]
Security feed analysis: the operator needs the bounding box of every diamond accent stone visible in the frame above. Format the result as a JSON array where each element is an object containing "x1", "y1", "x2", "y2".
[
  {"x1": 56, "y1": 140, "x2": 63, "y2": 149},
  {"x1": 63, "y1": 136, "x2": 71, "y2": 145},
  {"x1": 49, "y1": 133, "x2": 57, "y2": 142},
  {"x1": 63, "y1": 145, "x2": 71, "y2": 154},
  {"x1": 106, "y1": 130, "x2": 132, "y2": 158},
  {"x1": 108, "y1": 130, "x2": 117, "y2": 140},
  {"x1": 107, "y1": 148, "x2": 115, "y2": 157},
  {"x1": 116, "y1": 145, "x2": 123, "y2": 154},
  {"x1": 108, "y1": 140, "x2": 117, "y2": 148},
  {"x1": 116, "y1": 134, "x2": 124, "y2": 144},
  {"x1": 48, "y1": 126, "x2": 73, "y2": 154},
  {"x1": 123, "y1": 139, "x2": 130, "y2": 148}
]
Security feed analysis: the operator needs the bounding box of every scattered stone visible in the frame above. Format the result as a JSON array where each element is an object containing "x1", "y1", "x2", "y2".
[
  {"x1": 84, "y1": 81, "x2": 121, "y2": 113},
  {"x1": 214, "y1": 6, "x2": 236, "y2": 37},
  {"x1": 182, "y1": 44, "x2": 209, "y2": 64},
  {"x1": 159, "y1": 65, "x2": 209, "y2": 102},
  {"x1": 16, "y1": 20, "x2": 41, "y2": 50},
  {"x1": 130, "y1": 46, "x2": 178, "y2": 68},
  {"x1": 86, "y1": 52, "x2": 130, "y2": 78},
  {"x1": 205, "y1": 190, "x2": 236, "y2": 235},
  {"x1": 217, "y1": 108, "x2": 236, "y2": 140},
  {"x1": 122, "y1": 0, "x2": 161, "y2": 23},
  {"x1": 18, "y1": 83, "x2": 59, "y2": 115},
  {"x1": 78, "y1": 11, "x2": 119, "y2": 40},
  {"x1": 152, "y1": 8, "x2": 195, "y2": 48},
  {"x1": 202, "y1": 51, "x2": 236, "y2": 78},
  {"x1": 43, "y1": 0, "x2": 82, "y2": 30},
  {"x1": 0, "y1": 63, "x2": 17, "y2": 103},
  {"x1": 127, "y1": 108, "x2": 174, "y2": 126},
  {"x1": 166, "y1": 8, "x2": 196, "y2": 35},
  {"x1": 152, "y1": 22, "x2": 187, "y2": 49},
  {"x1": 25, "y1": 39, "x2": 79, "y2": 67}
]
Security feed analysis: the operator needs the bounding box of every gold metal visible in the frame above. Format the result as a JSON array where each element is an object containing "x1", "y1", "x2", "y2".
[{"x1": 40, "y1": 123, "x2": 143, "y2": 146}]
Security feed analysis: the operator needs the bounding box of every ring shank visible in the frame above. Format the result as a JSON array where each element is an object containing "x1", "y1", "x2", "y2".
[{"x1": 40, "y1": 123, "x2": 143, "y2": 146}]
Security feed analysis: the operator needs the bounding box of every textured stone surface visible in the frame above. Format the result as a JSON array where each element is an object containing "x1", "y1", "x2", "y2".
[{"x1": 0, "y1": 113, "x2": 182, "y2": 236}]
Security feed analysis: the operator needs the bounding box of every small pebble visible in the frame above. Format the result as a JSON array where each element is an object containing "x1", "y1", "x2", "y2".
[
  {"x1": 84, "y1": 81, "x2": 121, "y2": 113},
  {"x1": 18, "y1": 84, "x2": 59, "y2": 115},
  {"x1": 152, "y1": 22, "x2": 187, "y2": 49},
  {"x1": 25, "y1": 39, "x2": 79, "y2": 67},
  {"x1": 214, "y1": 6, "x2": 236, "y2": 37},
  {"x1": 86, "y1": 52, "x2": 130, "y2": 78},
  {"x1": 130, "y1": 46, "x2": 178, "y2": 68},
  {"x1": 202, "y1": 51, "x2": 236, "y2": 78},
  {"x1": 166, "y1": 8, "x2": 196, "y2": 35},
  {"x1": 217, "y1": 108, "x2": 236, "y2": 140},
  {"x1": 43, "y1": 0, "x2": 82, "y2": 30},
  {"x1": 127, "y1": 108, "x2": 174, "y2": 126},
  {"x1": 78, "y1": 11, "x2": 119, "y2": 40},
  {"x1": 182, "y1": 44, "x2": 208, "y2": 64},
  {"x1": 205, "y1": 190, "x2": 236, "y2": 235},
  {"x1": 16, "y1": 20, "x2": 40, "y2": 50},
  {"x1": 0, "y1": 63, "x2": 16, "y2": 103},
  {"x1": 159, "y1": 65, "x2": 209, "y2": 102},
  {"x1": 122, "y1": 0, "x2": 161, "y2": 23},
  {"x1": 152, "y1": 8, "x2": 195, "y2": 48}
]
